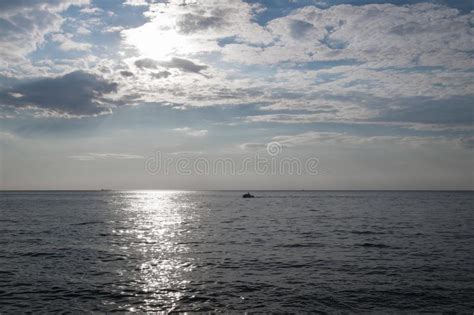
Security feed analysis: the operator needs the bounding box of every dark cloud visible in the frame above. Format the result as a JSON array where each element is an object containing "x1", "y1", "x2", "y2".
[
  {"x1": 0, "y1": 71, "x2": 118, "y2": 117},
  {"x1": 289, "y1": 20, "x2": 313, "y2": 39},
  {"x1": 120, "y1": 70, "x2": 134, "y2": 77},
  {"x1": 134, "y1": 58, "x2": 158, "y2": 69},
  {"x1": 177, "y1": 13, "x2": 227, "y2": 34},
  {"x1": 390, "y1": 21, "x2": 425, "y2": 36},
  {"x1": 151, "y1": 71, "x2": 171, "y2": 79},
  {"x1": 161, "y1": 57, "x2": 208, "y2": 74},
  {"x1": 134, "y1": 57, "x2": 207, "y2": 76}
]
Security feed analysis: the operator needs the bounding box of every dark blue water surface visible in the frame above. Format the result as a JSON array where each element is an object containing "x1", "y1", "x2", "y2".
[{"x1": 0, "y1": 191, "x2": 473, "y2": 312}]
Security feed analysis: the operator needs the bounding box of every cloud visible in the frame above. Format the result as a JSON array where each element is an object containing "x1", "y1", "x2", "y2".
[
  {"x1": 76, "y1": 26, "x2": 91, "y2": 35},
  {"x1": 239, "y1": 142, "x2": 268, "y2": 151},
  {"x1": 0, "y1": 131, "x2": 16, "y2": 140},
  {"x1": 0, "y1": 0, "x2": 90, "y2": 63},
  {"x1": 151, "y1": 71, "x2": 171, "y2": 79},
  {"x1": 0, "y1": 0, "x2": 89, "y2": 13},
  {"x1": 0, "y1": 0, "x2": 471, "y2": 144},
  {"x1": 79, "y1": 6, "x2": 104, "y2": 15},
  {"x1": 117, "y1": 1, "x2": 473, "y2": 119},
  {"x1": 245, "y1": 110, "x2": 370, "y2": 124},
  {"x1": 0, "y1": 71, "x2": 118, "y2": 117},
  {"x1": 69, "y1": 153, "x2": 144, "y2": 161},
  {"x1": 134, "y1": 58, "x2": 158, "y2": 69},
  {"x1": 404, "y1": 124, "x2": 474, "y2": 132},
  {"x1": 134, "y1": 57, "x2": 207, "y2": 75},
  {"x1": 103, "y1": 26, "x2": 124, "y2": 33},
  {"x1": 51, "y1": 33, "x2": 92, "y2": 51},
  {"x1": 123, "y1": 0, "x2": 150, "y2": 6},
  {"x1": 220, "y1": 3, "x2": 474, "y2": 69},
  {"x1": 122, "y1": 0, "x2": 273, "y2": 59},
  {"x1": 270, "y1": 131, "x2": 462, "y2": 148},
  {"x1": 289, "y1": 19, "x2": 314, "y2": 39},
  {"x1": 161, "y1": 57, "x2": 208, "y2": 74},
  {"x1": 173, "y1": 127, "x2": 208, "y2": 137},
  {"x1": 373, "y1": 96, "x2": 474, "y2": 125},
  {"x1": 176, "y1": 12, "x2": 228, "y2": 34},
  {"x1": 120, "y1": 70, "x2": 134, "y2": 77},
  {"x1": 169, "y1": 150, "x2": 204, "y2": 155}
]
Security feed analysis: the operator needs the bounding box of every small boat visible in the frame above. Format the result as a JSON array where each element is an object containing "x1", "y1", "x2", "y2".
[{"x1": 242, "y1": 192, "x2": 255, "y2": 198}]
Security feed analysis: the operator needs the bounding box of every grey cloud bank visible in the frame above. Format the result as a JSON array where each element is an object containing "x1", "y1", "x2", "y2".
[{"x1": 0, "y1": 71, "x2": 117, "y2": 117}]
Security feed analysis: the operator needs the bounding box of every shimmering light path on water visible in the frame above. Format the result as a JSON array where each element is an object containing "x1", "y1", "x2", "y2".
[{"x1": 0, "y1": 191, "x2": 473, "y2": 312}]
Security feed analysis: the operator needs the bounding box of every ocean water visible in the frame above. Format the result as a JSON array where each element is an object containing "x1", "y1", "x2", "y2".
[{"x1": 0, "y1": 190, "x2": 473, "y2": 312}]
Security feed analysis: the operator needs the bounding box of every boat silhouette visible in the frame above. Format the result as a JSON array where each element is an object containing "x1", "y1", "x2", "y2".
[{"x1": 242, "y1": 192, "x2": 255, "y2": 198}]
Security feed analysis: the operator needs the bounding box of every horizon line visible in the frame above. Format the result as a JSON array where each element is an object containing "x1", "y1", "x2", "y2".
[{"x1": 1, "y1": 189, "x2": 473, "y2": 192}]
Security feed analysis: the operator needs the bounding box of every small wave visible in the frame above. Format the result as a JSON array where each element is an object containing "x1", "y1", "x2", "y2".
[
  {"x1": 220, "y1": 220, "x2": 235, "y2": 224},
  {"x1": 99, "y1": 254, "x2": 128, "y2": 262},
  {"x1": 0, "y1": 219, "x2": 18, "y2": 223},
  {"x1": 19, "y1": 252, "x2": 63, "y2": 257},
  {"x1": 357, "y1": 243, "x2": 392, "y2": 249},
  {"x1": 276, "y1": 243, "x2": 324, "y2": 248},
  {"x1": 177, "y1": 295, "x2": 212, "y2": 303},
  {"x1": 71, "y1": 221, "x2": 104, "y2": 226},
  {"x1": 351, "y1": 230, "x2": 384, "y2": 235},
  {"x1": 0, "y1": 270, "x2": 15, "y2": 276}
]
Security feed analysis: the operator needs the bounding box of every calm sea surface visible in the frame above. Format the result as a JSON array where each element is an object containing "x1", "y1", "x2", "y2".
[{"x1": 0, "y1": 191, "x2": 473, "y2": 312}]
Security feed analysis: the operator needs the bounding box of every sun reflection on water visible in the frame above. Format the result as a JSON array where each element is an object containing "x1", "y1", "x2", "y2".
[{"x1": 110, "y1": 190, "x2": 204, "y2": 311}]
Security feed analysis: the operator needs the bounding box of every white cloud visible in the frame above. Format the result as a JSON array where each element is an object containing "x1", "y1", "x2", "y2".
[
  {"x1": 173, "y1": 127, "x2": 208, "y2": 137},
  {"x1": 0, "y1": 131, "x2": 16, "y2": 140},
  {"x1": 69, "y1": 153, "x2": 144, "y2": 161},
  {"x1": 122, "y1": 0, "x2": 272, "y2": 59},
  {"x1": 0, "y1": 0, "x2": 90, "y2": 63},
  {"x1": 76, "y1": 26, "x2": 91, "y2": 35},
  {"x1": 239, "y1": 142, "x2": 268, "y2": 151},
  {"x1": 404, "y1": 124, "x2": 474, "y2": 132},
  {"x1": 221, "y1": 3, "x2": 474, "y2": 69},
  {"x1": 123, "y1": 0, "x2": 151, "y2": 6},
  {"x1": 110, "y1": 1, "x2": 474, "y2": 130},
  {"x1": 51, "y1": 33, "x2": 92, "y2": 51},
  {"x1": 271, "y1": 131, "x2": 461, "y2": 148},
  {"x1": 103, "y1": 26, "x2": 125, "y2": 33},
  {"x1": 0, "y1": 0, "x2": 472, "y2": 136},
  {"x1": 79, "y1": 6, "x2": 104, "y2": 15}
]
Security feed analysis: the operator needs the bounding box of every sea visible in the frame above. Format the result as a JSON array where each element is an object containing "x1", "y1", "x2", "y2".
[{"x1": 0, "y1": 190, "x2": 473, "y2": 312}]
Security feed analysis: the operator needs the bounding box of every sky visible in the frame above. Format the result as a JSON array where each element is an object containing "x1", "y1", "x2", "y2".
[{"x1": 0, "y1": 0, "x2": 473, "y2": 190}]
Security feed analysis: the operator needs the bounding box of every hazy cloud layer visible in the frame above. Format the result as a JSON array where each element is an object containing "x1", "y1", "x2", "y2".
[
  {"x1": 174, "y1": 127, "x2": 209, "y2": 137},
  {"x1": 70, "y1": 153, "x2": 144, "y2": 161}
]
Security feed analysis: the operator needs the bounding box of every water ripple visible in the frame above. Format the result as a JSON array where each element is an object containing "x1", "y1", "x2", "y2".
[{"x1": 0, "y1": 190, "x2": 473, "y2": 312}]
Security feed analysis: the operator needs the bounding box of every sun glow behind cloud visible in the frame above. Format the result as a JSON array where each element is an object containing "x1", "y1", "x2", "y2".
[{"x1": 123, "y1": 14, "x2": 192, "y2": 59}]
